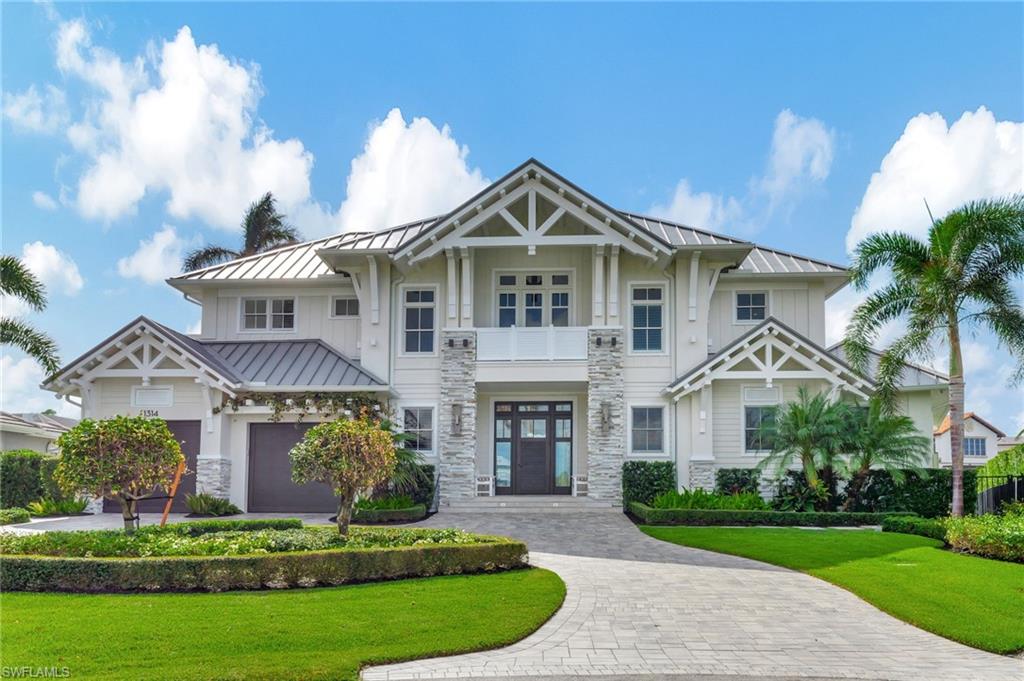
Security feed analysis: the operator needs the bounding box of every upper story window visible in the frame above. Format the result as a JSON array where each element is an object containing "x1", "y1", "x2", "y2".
[
  {"x1": 331, "y1": 296, "x2": 359, "y2": 318},
  {"x1": 242, "y1": 297, "x2": 295, "y2": 331},
  {"x1": 495, "y1": 271, "x2": 572, "y2": 327},
  {"x1": 964, "y1": 437, "x2": 987, "y2": 457},
  {"x1": 403, "y1": 289, "x2": 435, "y2": 353},
  {"x1": 631, "y1": 286, "x2": 663, "y2": 352},
  {"x1": 736, "y1": 291, "x2": 767, "y2": 323}
]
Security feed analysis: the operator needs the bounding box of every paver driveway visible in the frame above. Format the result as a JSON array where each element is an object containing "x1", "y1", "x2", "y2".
[{"x1": 363, "y1": 510, "x2": 1023, "y2": 681}]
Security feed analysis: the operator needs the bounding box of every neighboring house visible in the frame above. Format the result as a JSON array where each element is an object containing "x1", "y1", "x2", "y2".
[
  {"x1": 41, "y1": 159, "x2": 948, "y2": 511},
  {"x1": 0, "y1": 411, "x2": 73, "y2": 453},
  {"x1": 934, "y1": 412, "x2": 1006, "y2": 468}
]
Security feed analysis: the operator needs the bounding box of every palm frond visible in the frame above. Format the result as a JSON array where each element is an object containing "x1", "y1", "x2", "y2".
[
  {"x1": 242, "y1": 192, "x2": 300, "y2": 254},
  {"x1": 0, "y1": 255, "x2": 46, "y2": 311},
  {"x1": 183, "y1": 246, "x2": 241, "y2": 272},
  {"x1": 0, "y1": 317, "x2": 60, "y2": 374},
  {"x1": 848, "y1": 232, "x2": 929, "y2": 289}
]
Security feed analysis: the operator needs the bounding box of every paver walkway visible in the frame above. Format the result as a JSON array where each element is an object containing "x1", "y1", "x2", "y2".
[{"x1": 363, "y1": 511, "x2": 1023, "y2": 681}]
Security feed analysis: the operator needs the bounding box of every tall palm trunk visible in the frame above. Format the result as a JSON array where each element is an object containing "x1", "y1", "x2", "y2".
[{"x1": 948, "y1": 318, "x2": 966, "y2": 517}]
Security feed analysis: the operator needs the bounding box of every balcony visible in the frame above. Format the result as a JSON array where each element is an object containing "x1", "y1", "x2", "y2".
[{"x1": 476, "y1": 326, "x2": 588, "y2": 362}]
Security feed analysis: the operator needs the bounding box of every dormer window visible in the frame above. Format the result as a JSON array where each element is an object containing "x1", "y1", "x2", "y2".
[
  {"x1": 242, "y1": 297, "x2": 295, "y2": 331},
  {"x1": 736, "y1": 291, "x2": 767, "y2": 323}
]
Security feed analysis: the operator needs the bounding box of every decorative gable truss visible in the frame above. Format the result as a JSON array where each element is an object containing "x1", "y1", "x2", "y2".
[{"x1": 664, "y1": 318, "x2": 874, "y2": 401}]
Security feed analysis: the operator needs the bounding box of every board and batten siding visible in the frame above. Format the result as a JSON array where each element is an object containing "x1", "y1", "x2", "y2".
[
  {"x1": 707, "y1": 280, "x2": 826, "y2": 353},
  {"x1": 93, "y1": 378, "x2": 207, "y2": 421}
]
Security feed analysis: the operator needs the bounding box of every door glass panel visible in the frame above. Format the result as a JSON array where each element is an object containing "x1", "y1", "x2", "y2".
[
  {"x1": 524, "y1": 293, "x2": 543, "y2": 327},
  {"x1": 495, "y1": 417, "x2": 512, "y2": 439},
  {"x1": 555, "y1": 418, "x2": 571, "y2": 439},
  {"x1": 521, "y1": 419, "x2": 546, "y2": 438},
  {"x1": 554, "y1": 442, "x2": 571, "y2": 487},
  {"x1": 518, "y1": 404, "x2": 549, "y2": 412},
  {"x1": 495, "y1": 442, "x2": 511, "y2": 487},
  {"x1": 554, "y1": 403, "x2": 572, "y2": 412}
]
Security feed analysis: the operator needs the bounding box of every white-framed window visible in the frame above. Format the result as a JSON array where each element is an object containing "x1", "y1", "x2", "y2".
[
  {"x1": 402, "y1": 406, "x2": 435, "y2": 455},
  {"x1": 964, "y1": 437, "x2": 987, "y2": 457},
  {"x1": 494, "y1": 270, "x2": 573, "y2": 327},
  {"x1": 630, "y1": 406, "x2": 665, "y2": 454},
  {"x1": 736, "y1": 291, "x2": 768, "y2": 323},
  {"x1": 630, "y1": 285, "x2": 664, "y2": 352},
  {"x1": 742, "y1": 385, "x2": 780, "y2": 453},
  {"x1": 403, "y1": 288, "x2": 436, "y2": 353},
  {"x1": 241, "y1": 297, "x2": 296, "y2": 331},
  {"x1": 330, "y1": 296, "x2": 359, "y2": 318},
  {"x1": 131, "y1": 385, "x2": 174, "y2": 408}
]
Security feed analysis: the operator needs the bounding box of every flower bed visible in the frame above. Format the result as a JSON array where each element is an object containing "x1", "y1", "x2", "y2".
[
  {"x1": 0, "y1": 520, "x2": 528, "y2": 593},
  {"x1": 629, "y1": 502, "x2": 911, "y2": 527}
]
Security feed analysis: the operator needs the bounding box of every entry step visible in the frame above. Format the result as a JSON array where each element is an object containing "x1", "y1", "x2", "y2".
[{"x1": 444, "y1": 495, "x2": 618, "y2": 513}]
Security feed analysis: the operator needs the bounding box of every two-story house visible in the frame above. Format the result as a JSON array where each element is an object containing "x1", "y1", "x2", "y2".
[{"x1": 42, "y1": 159, "x2": 949, "y2": 512}]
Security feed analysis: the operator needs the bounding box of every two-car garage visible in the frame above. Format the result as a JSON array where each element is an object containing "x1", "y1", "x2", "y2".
[{"x1": 246, "y1": 423, "x2": 338, "y2": 513}]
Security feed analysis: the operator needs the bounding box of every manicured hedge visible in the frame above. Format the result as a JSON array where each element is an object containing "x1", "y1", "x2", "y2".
[
  {"x1": 630, "y1": 502, "x2": 911, "y2": 527},
  {"x1": 622, "y1": 461, "x2": 675, "y2": 505},
  {"x1": 169, "y1": 518, "x2": 303, "y2": 535},
  {"x1": 851, "y1": 468, "x2": 978, "y2": 517},
  {"x1": 0, "y1": 508, "x2": 31, "y2": 525},
  {"x1": 353, "y1": 504, "x2": 427, "y2": 524},
  {"x1": 881, "y1": 514, "x2": 947, "y2": 541},
  {"x1": 0, "y1": 537, "x2": 529, "y2": 593},
  {"x1": 945, "y1": 511, "x2": 1024, "y2": 563},
  {"x1": 38, "y1": 456, "x2": 67, "y2": 502},
  {"x1": 0, "y1": 450, "x2": 44, "y2": 509},
  {"x1": 715, "y1": 468, "x2": 760, "y2": 495}
]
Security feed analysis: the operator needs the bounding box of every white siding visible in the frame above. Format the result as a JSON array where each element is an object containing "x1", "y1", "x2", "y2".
[{"x1": 708, "y1": 281, "x2": 825, "y2": 352}]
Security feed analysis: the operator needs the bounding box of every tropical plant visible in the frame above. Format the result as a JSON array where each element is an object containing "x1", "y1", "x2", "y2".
[
  {"x1": 26, "y1": 497, "x2": 88, "y2": 516},
  {"x1": 185, "y1": 493, "x2": 241, "y2": 517},
  {"x1": 355, "y1": 494, "x2": 416, "y2": 511},
  {"x1": 840, "y1": 400, "x2": 932, "y2": 511},
  {"x1": 844, "y1": 196, "x2": 1024, "y2": 516},
  {"x1": 757, "y1": 388, "x2": 850, "y2": 510},
  {"x1": 651, "y1": 488, "x2": 767, "y2": 511},
  {"x1": 54, "y1": 417, "x2": 184, "y2": 533},
  {"x1": 289, "y1": 417, "x2": 397, "y2": 536},
  {"x1": 183, "y1": 192, "x2": 300, "y2": 271},
  {"x1": 0, "y1": 254, "x2": 59, "y2": 373}
]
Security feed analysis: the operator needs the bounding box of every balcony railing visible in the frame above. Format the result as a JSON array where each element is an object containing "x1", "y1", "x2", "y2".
[{"x1": 476, "y1": 326, "x2": 588, "y2": 361}]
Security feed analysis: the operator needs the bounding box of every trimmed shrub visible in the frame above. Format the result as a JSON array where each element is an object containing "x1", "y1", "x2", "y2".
[
  {"x1": 185, "y1": 493, "x2": 241, "y2": 517},
  {"x1": 353, "y1": 504, "x2": 428, "y2": 524},
  {"x1": 0, "y1": 508, "x2": 31, "y2": 525},
  {"x1": 622, "y1": 461, "x2": 675, "y2": 506},
  {"x1": 1, "y1": 450, "x2": 44, "y2": 508},
  {"x1": 168, "y1": 518, "x2": 302, "y2": 536},
  {"x1": 629, "y1": 502, "x2": 910, "y2": 527},
  {"x1": 715, "y1": 468, "x2": 760, "y2": 495},
  {"x1": 357, "y1": 494, "x2": 415, "y2": 511},
  {"x1": 38, "y1": 456, "x2": 67, "y2": 502},
  {"x1": 881, "y1": 514, "x2": 947, "y2": 542},
  {"x1": 26, "y1": 498, "x2": 88, "y2": 517},
  {"x1": 945, "y1": 510, "x2": 1024, "y2": 563},
  {"x1": 851, "y1": 468, "x2": 978, "y2": 517},
  {"x1": 410, "y1": 464, "x2": 436, "y2": 507},
  {"x1": 652, "y1": 488, "x2": 767, "y2": 510}
]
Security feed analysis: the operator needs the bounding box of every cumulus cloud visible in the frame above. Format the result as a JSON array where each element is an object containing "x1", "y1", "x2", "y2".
[
  {"x1": 337, "y1": 108, "x2": 488, "y2": 231},
  {"x1": 31, "y1": 191, "x2": 58, "y2": 211},
  {"x1": 117, "y1": 225, "x2": 197, "y2": 284},
  {"x1": 2, "y1": 241, "x2": 84, "y2": 318},
  {"x1": 51, "y1": 19, "x2": 314, "y2": 229},
  {"x1": 0, "y1": 354, "x2": 78, "y2": 417},
  {"x1": 650, "y1": 109, "x2": 834, "y2": 231},
  {"x1": 2, "y1": 84, "x2": 67, "y2": 133}
]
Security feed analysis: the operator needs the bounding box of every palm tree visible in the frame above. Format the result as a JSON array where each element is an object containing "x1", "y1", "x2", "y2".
[
  {"x1": 839, "y1": 399, "x2": 932, "y2": 511},
  {"x1": 183, "y1": 192, "x2": 301, "y2": 271},
  {"x1": 757, "y1": 387, "x2": 850, "y2": 510},
  {"x1": 844, "y1": 196, "x2": 1024, "y2": 516},
  {"x1": 1, "y1": 254, "x2": 60, "y2": 374}
]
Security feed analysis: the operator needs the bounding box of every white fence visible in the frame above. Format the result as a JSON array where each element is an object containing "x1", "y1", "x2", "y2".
[{"x1": 476, "y1": 326, "x2": 588, "y2": 361}]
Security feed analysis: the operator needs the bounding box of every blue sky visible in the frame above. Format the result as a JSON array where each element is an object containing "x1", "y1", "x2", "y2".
[{"x1": 2, "y1": 2, "x2": 1022, "y2": 431}]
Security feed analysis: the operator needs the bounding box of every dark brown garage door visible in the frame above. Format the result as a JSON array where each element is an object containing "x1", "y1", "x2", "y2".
[
  {"x1": 247, "y1": 423, "x2": 338, "y2": 513},
  {"x1": 103, "y1": 420, "x2": 199, "y2": 514}
]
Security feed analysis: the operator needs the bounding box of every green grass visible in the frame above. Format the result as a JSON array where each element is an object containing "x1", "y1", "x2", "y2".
[
  {"x1": 0, "y1": 568, "x2": 565, "y2": 680},
  {"x1": 642, "y1": 526, "x2": 1024, "y2": 654}
]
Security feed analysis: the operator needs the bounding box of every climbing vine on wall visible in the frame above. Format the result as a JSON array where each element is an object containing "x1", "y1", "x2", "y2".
[{"x1": 214, "y1": 392, "x2": 388, "y2": 423}]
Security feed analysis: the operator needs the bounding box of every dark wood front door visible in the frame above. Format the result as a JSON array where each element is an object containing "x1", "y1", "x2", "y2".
[{"x1": 494, "y1": 402, "x2": 572, "y2": 495}]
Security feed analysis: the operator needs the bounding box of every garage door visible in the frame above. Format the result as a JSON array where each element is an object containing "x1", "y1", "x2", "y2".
[
  {"x1": 247, "y1": 423, "x2": 338, "y2": 513},
  {"x1": 103, "y1": 420, "x2": 199, "y2": 514}
]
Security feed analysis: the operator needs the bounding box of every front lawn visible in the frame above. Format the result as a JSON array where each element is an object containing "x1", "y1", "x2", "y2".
[
  {"x1": 642, "y1": 526, "x2": 1024, "y2": 654},
  {"x1": 0, "y1": 568, "x2": 564, "y2": 680}
]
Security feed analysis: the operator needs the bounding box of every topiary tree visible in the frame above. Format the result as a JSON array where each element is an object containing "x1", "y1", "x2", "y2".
[
  {"x1": 289, "y1": 417, "x2": 396, "y2": 536},
  {"x1": 54, "y1": 416, "x2": 184, "y2": 533}
]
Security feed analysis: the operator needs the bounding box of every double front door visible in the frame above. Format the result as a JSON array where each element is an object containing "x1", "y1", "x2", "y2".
[{"x1": 494, "y1": 401, "x2": 572, "y2": 495}]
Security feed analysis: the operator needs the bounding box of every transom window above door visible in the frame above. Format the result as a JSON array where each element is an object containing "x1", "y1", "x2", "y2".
[{"x1": 494, "y1": 272, "x2": 572, "y2": 327}]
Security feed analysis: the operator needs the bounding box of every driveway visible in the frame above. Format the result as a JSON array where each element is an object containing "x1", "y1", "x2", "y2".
[{"x1": 362, "y1": 510, "x2": 1023, "y2": 681}]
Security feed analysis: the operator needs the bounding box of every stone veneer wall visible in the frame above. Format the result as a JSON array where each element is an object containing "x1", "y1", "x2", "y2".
[
  {"x1": 439, "y1": 330, "x2": 478, "y2": 504},
  {"x1": 197, "y1": 458, "x2": 231, "y2": 498},
  {"x1": 688, "y1": 460, "x2": 716, "y2": 491},
  {"x1": 586, "y1": 328, "x2": 625, "y2": 503}
]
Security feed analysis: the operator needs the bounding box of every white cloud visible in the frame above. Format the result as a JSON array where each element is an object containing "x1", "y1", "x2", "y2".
[
  {"x1": 31, "y1": 191, "x2": 58, "y2": 211},
  {"x1": 2, "y1": 84, "x2": 67, "y2": 133},
  {"x1": 51, "y1": 20, "x2": 314, "y2": 229},
  {"x1": 2, "y1": 242, "x2": 84, "y2": 318},
  {"x1": 0, "y1": 354, "x2": 78, "y2": 417},
  {"x1": 117, "y1": 225, "x2": 196, "y2": 284},
  {"x1": 650, "y1": 109, "x2": 833, "y2": 231},
  {"x1": 847, "y1": 107, "x2": 1023, "y2": 252},
  {"x1": 337, "y1": 108, "x2": 488, "y2": 231}
]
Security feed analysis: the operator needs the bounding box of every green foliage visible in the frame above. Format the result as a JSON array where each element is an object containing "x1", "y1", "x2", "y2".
[
  {"x1": 0, "y1": 507, "x2": 30, "y2": 525},
  {"x1": 1, "y1": 254, "x2": 60, "y2": 373},
  {"x1": 945, "y1": 511, "x2": 1024, "y2": 563},
  {"x1": 849, "y1": 468, "x2": 978, "y2": 517},
  {"x1": 770, "y1": 470, "x2": 839, "y2": 512},
  {"x1": 26, "y1": 498, "x2": 88, "y2": 516},
  {"x1": 881, "y1": 514, "x2": 947, "y2": 541},
  {"x1": 352, "y1": 504, "x2": 428, "y2": 524},
  {"x1": 976, "y1": 444, "x2": 1024, "y2": 492},
  {"x1": 185, "y1": 493, "x2": 241, "y2": 516},
  {"x1": 621, "y1": 461, "x2": 675, "y2": 505},
  {"x1": 410, "y1": 464, "x2": 436, "y2": 506},
  {"x1": 38, "y1": 456, "x2": 67, "y2": 502},
  {"x1": 183, "y1": 192, "x2": 300, "y2": 271},
  {"x1": 652, "y1": 488, "x2": 767, "y2": 510},
  {"x1": 630, "y1": 502, "x2": 906, "y2": 527},
  {"x1": 169, "y1": 518, "x2": 302, "y2": 535},
  {"x1": 714, "y1": 468, "x2": 760, "y2": 495},
  {"x1": 0, "y1": 450, "x2": 44, "y2": 508},
  {"x1": 356, "y1": 494, "x2": 415, "y2": 510}
]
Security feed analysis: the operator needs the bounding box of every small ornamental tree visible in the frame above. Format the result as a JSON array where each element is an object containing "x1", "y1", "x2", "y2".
[
  {"x1": 55, "y1": 416, "x2": 184, "y2": 533},
  {"x1": 289, "y1": 417, "x2": 396, "y2": 536}
]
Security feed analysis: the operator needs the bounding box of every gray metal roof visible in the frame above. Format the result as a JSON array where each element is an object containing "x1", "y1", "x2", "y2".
[
  {"x1": 827, "y1": 344, "x2": 948, "y2": 389},
  {"x1": 202, "y1": 339, "x2": 385, "y2": 388},
  {"x1": 619, "y1": 212, "x2": 751, "y2": 247},
  {"x1": 733, "y1": 246, "x2": 848, "y2": 275}
]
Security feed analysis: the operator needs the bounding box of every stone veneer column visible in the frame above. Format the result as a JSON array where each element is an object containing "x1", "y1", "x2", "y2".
[
  {"x1": 586, "y1": 328, "x2": 625, "y2": 503},
  {"x1": 439, "y1": 329, "x2": 477, "y2": 504},
  {"x1": 197, "y1": 458, "x2": 232, "y2": 498},
  {"x1": 688, "y1": 460, "x2": 716, "y2": 491}
]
